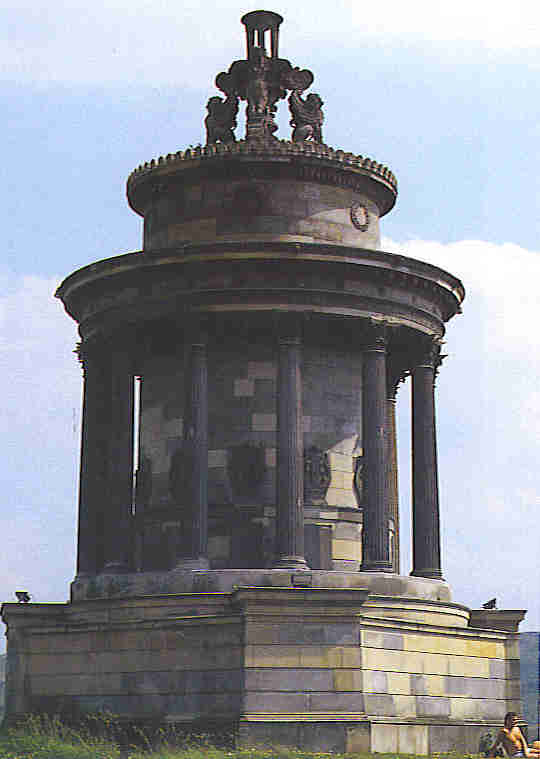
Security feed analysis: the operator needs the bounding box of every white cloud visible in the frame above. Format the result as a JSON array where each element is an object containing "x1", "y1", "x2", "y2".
[
  {"x1": 0, "y1": 273, "x2": 80, "y2": 614},
  {"x1": 2, "y1": 0, "x2": 540, "y2": 86},
  {"x1": 389, "y1": 238, "x2": 540, "y2": 628},
  {"x1": 354, "y1": 0, "x2": 540, "y2": 49}
]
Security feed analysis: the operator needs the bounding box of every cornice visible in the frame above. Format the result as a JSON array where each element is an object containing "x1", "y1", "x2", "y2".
[
  {"x1": 126, "y1": 140, "x2": 397, "y2": 216},
  {"x1": 56, "y1": 241, "x2": 464, "y2": 309},
  {"x1": 128, "y1": 140, "x2": 396, "y2": 189}
]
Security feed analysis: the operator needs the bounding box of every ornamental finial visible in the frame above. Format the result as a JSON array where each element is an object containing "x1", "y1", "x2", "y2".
[{"x1": 205, "y1": 11, "x2": 323, "y2": 144}]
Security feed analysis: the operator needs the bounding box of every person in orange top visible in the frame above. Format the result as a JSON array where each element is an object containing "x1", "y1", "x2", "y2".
[{"x1": 489, "y1": 713, "x2": 540, "y2": 758}]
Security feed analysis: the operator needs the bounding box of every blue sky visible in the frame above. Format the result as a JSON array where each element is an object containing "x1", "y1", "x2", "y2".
[{"x1": 1, "y1": 0, "x2": 540, "y2": 646}]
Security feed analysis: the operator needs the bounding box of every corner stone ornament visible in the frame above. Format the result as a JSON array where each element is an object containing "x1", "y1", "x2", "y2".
[{"x1": 206, "y1": 10, "x2": 322, "y2": 143}]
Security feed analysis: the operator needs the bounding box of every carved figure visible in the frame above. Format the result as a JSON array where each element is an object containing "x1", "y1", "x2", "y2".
[
  {"x1": 205, "y1": 94, "x2": 239, "y2": 144},
  {"x1": 289, "y1": 90, "x2": 324, "y2": 143},
  {"x1": 245, "y1": 47, "x2": 279, "y2": 137},
  {"x1": 281, "y1": 66, "x2": 314, "y2": 94},
  {"x1": 304, "y1": 446, "x2": 331, "y2": 504}
]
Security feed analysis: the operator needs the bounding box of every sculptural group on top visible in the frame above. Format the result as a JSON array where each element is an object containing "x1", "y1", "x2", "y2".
[{"x1": 205, "y1": 11, "x2": 324, "y2": 145}]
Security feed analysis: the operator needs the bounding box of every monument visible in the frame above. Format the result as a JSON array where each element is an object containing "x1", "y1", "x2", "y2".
[{"x1": 1, "y1": 12, "x2": 526, "y2": 753}]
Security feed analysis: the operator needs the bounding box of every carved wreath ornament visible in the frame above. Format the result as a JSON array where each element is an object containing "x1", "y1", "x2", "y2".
[{"x1": 350, "y1": 202, "x2": 369, "y2": 231}]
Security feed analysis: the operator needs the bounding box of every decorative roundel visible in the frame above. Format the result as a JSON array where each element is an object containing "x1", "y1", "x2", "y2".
[{"x1": 350, "y1": 202, "x2": 369, "y2": 231}]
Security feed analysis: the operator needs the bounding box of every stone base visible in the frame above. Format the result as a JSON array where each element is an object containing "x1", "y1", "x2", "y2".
[
  {"x1": 1, "y1": 582, "x2": 522, "y2": 754},
  {"x1": 238, "y1": 718, "x2": 500, "y2": 754},
  {"x1": 71, "y1": 568, "x2": 453, "y2": 603}
]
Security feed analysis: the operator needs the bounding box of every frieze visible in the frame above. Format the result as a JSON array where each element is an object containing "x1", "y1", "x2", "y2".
[
  {"x1": 57, "y1": 242, "x2": 464, "y2": 333},
  {"x1": 74, "y1": 280, "x2": 452, "y2": 342}
]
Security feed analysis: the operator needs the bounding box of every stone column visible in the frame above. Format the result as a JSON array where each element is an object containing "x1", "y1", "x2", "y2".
[
  {"x1": 411, "y1": 340, "x2": 443, "y2": 579},
  {"x1": 76, "y1": 344, "x2": 111, "y2": 576},
  {"x1": 386, "y1": 355, "x2": 407, "y2": 574},
  {"x1": 274, "y1": 315, "x2": 308, "y2": 569},
  {"x1": 176, "y1": 326, "x2": 209, "y2": 569},
  {"x1": 361, "y1": 324, "x2": 392, "y2": 572},
  {"x1": 104, "y1": 341, "x2": 134, "y2": 573},
  {"x1": 387, "y1": 397, "x2": 400, "y2": 573}
]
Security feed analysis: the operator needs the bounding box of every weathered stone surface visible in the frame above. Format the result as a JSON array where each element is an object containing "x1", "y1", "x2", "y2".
[
  {"x1": 245, "y1": 668, "x2": 333, "y2": 691},
  {"x1": 1, "y1": 585, "x2": 525, "y2": 756}
]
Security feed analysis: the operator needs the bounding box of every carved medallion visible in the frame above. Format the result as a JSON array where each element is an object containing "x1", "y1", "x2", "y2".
[
  {"x1": 304, "y1": 446, "x2": 331, "y2": 505},
  {"x1": 228, "y1": 442, "x2": 266, "y2": 497},
  {"x1": 350, "y1": 202, "x2": 369, "y2": 231}
]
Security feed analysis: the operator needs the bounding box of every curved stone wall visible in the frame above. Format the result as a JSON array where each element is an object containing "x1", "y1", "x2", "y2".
[{"x1": 127, "y1": 142, "x2": 397, "y2": 253}]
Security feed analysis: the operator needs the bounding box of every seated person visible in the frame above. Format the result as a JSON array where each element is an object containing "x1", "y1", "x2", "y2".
[{"x1": 489, "y1": 713, "x2": 540, "y2": 757}]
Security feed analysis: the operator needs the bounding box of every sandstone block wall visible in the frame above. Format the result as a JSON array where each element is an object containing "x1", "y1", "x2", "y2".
[
  {"x1": 2, "y1": 589, "x2": 522, "y2": 755},
  {"x1": 143, "y1": 180, "x2": 381, "y2": 251},
  {"x1": 8, "y1": 596, "x2": 242, "y2": 720},
  {"x1": 137, "y1": 343, "x2": 366, "y2": 570}
]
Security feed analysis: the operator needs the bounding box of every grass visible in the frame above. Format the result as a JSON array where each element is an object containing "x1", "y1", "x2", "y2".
[{"x1": 0, "y1": 714, "x2": 482, "y2": 759}]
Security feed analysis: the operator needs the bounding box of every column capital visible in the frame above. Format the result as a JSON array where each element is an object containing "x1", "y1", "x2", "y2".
[
  {"x1": 183, "y1": 314, "x2": 210, "y2": 346},
  {"x1": 415, "y1": 337, "x2": 446, "y2": 373},
  {"x1": 363, "y1": 320, "x2": 389, "y2": 352},
  {"x1": 274, "y1": 311, "x2": 304, "y2": 344},
  {"x1": 386, "y1": 352, "x2": 409, "y2": 400},
  {"x1": 77, "y1": 339, "x2": 104, "y2": 373}
]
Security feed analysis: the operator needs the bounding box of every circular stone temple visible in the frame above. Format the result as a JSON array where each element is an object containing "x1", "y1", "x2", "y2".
[
  {"x1": 59, "y1": 98, "x2": 464, "y2": 593},
  {"x1": 2, "y1": 11, "x2": 525, "y2": 754}
]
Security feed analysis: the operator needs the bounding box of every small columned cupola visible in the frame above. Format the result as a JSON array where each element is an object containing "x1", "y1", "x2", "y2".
[
  {"x1": 127, "y1": 13, "x2": 398, "y2": 253},
  {"x1": 241, "y1": 10, "x2": 283, "y2": 58}
]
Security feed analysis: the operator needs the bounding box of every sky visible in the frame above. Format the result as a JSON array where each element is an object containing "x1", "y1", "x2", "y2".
[{"x1": 1, "y1": 0, "x2": 540, "y2": 649}]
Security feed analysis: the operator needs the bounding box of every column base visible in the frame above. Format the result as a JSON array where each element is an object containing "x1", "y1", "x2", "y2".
[
  {"x1": 102, "y1": 562, "x2": 130, "y2": 573},
  {"x1": 360, "y1": 561, "x2": 393, "y2": 573},
  {"x1": 272, "y1": 555, "x2": 310, "y2": 570},
  {"x1": 410, "y1": 569, "x2": 444, "y2": 580},
  {"x1": 173, "y1": 557, "x2": 210, "y2": 570},
  {"x1": 73, "y1": 571, "x2": 96, "y2": 582}
]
